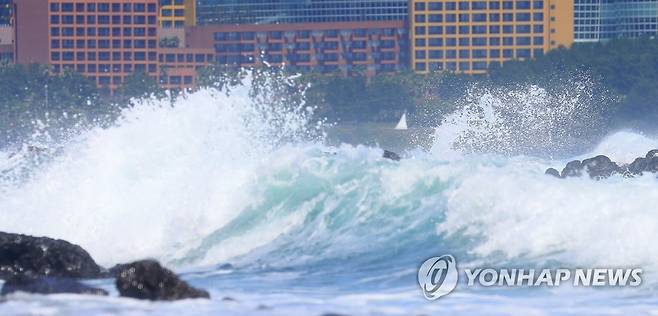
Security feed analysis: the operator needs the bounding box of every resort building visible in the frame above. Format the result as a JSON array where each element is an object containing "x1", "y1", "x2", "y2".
[
  {"x1": 0, "y1": 24, "x2": 13, "y2": 62},
  {"x1": 575, "y1": 0, "x2": 658, "y2": 42},
  {"x1": 0, "y1": 0, "x2": 11, "y2": 25},
  {"x1": 159, "y1": 0, "x2": 195, "y2": 28},
  {"x1": 186, "y1": 21, "x2": 409, "y2": 76},
  {"x1": 13, "y1": 0, "x2": 211, "y2": 91},
  {"x1": 410, "y1": 0, "x2": 574, "y2": 74},
  {"x1": 574, "y1": 0, "x2": 606, "y2": 42},
  {"x1": 195, "y1": 0, "x2": 409, "y2": 25}
]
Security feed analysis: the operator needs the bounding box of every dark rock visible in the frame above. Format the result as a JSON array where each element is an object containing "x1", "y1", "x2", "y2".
[
  {"x1": 0, "y1": 232, "x2": 103, "y2": 280},
  {"x1": 257, "y1": 304, "x2": 272, "y2": 310},
  {"x1": 627, "y1": 157, "x2": 648, "y2": 176},
  {"x1": 115, "y1": 260, "x2": 209, "y2": 301},
  {"x1": 545, "y1": 168, "x2": 561, "y2": 178},
  {"x1": 646, "y1": 149, "x2": 658, "y2": 159},
  {"x1": 222, "y1": 296, "x2": 237, "y2": 302},
  {"x1": 581, "y1": 155, "x2": 620, "y2": 179},
  {"x1": 560, "y1": 160, "x2": 583, "y2": 178},
  {"x1": 216, "y1": 263, "x2": 233, "y2": 270},
  {"x1": 107, "y1": 263, "x2": 130, "y2": 278},
  {"x1": 1, "y1": 274, "x2": 107, "y2": 296},
  {"x1": 382, "y1": 150, "x2": 401, "y2": 161},
  {"x1": 645, "y1": 157, "x2": 658, "y2": 173}
]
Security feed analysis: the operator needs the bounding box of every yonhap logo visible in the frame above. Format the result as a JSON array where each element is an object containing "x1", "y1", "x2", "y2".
[
  {"x1": 418, "y1": 255, "x2": 459, "y2": 300},
  {"x1": 417, "y1": 254, "x2": 643, "y2": 301}
]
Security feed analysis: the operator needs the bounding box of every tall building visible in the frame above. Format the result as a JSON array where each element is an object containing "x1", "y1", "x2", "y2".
[
  {"x1": 186, "y1": 21, "x2": 409, "y2": 76},
  {"x1": 195, "y1": 0, "x2": 409, "y2": 25},
  {"x1": 410, "y1": 0, "x2": 574, "y2": 74},
  {"x1": 159, "y1": 0, "x2": 196, "y2": 28},
  {"x1": 574, "y1": 0, "x2": 605, "y2": 42},
  {"x1": 14, "y1": 0, "x2": 211, "y2": 91},
  {"x1": 0, "y1": 0, "x2": 11, "y2": 25},
  {"x1": 575, "y1": 0, "x2": 658, "y2": 42}
]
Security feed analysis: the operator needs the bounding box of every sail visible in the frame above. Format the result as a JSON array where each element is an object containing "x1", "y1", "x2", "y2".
[{"x1": 395, "y1": 113, "x2": 408, "y2": 130}]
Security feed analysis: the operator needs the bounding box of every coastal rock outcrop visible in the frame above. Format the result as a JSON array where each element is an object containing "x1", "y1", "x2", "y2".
[
  {"x1": 547, "y1": 149, "x2": 658, "y2": 180},
  {"x1": 382, "y1": 150, "x2": 401, "y2": 161},
  {"x1": 0, "y1": 232, "x2": 103, "y2": 280},
  {"x1": 115, "y1": 260, "x2": 210, "y2": 301},
  {"x1": 1, "y1": 274, "x2": 108, "y2": 296}
]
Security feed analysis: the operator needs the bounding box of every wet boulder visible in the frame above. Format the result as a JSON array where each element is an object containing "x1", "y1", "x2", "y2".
[
  {"x1": 581, "y1": 155, "x2": 620, "y2": 179},
  {"x1": 115, "y1": 260, "x2": 209, "y2": 301},
  {"x1": 545, "y1": 168, "x2": 561, "y2": 178},
  {"x1": 626, "y1": 157, "x2": 648, "y2": 176},
  {"x1": 382, "y1": 150, "x2": 401, "y2": 161},
  {"x1": 560, "y1": 160, "x2": 583, "y2": 178},
  {"x1": 0, "y1": 232, "x2": 103, "y2": 280},
  {"x1": 0, "y1": 273, "x2": 107, "y2": 296}
]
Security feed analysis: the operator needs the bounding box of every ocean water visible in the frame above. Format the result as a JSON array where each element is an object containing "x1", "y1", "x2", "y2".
[{"x1": 0, "y1": 77, "x2": 657, "y2": 315}]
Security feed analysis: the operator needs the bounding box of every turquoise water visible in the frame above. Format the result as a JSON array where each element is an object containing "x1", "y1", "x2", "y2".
[{"x1": 0, "y1": 84, "x2": 657, "y2": 315}]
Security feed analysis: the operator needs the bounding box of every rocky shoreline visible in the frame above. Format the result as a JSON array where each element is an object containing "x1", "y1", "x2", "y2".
[
  {"x1": 0, "y1": 232, "x2": 209, "y2": 301},
  {"x1": 546, "y1": 149, "x2": 658, "y2": 180}
]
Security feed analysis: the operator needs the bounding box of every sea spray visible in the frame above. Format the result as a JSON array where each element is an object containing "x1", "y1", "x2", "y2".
[{"x1": 432, "y1": 77, "x2": 613, "y2": 158}]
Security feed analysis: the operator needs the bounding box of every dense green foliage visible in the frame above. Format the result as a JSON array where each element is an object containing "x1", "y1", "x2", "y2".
[
  {"x1": 0, "y1": 64, "x2": 168, "y2": 146},
  {"x1": 2, "y1": 37, "x2": 658, "y2": 146}
]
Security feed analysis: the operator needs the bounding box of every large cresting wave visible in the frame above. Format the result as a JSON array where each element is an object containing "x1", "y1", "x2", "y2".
[{"x1": 0, "y1": 75, "x2": 657, "y2": 292}]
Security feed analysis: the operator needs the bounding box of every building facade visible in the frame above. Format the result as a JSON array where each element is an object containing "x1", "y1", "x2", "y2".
[
  {"x1": 159, "y1": 0, "x2": 196, "y2": 28},
  {"x1": 410, "y1": 0, "x2": 574, "y2": 74},
  {"x1": 195, "y1": 0, "x2": 409, "y2": 25},
  {"x1": 14, "y1": 0, "x2": 210, "y2": 91},
  {"x1": 575, "y1": 0, "x2": 658, "y2": 42},
  {"x1": 186, "y1": 21, "x2": 409, "y2": 76},
  {"x1": 574, "y1": 0, "x2": 605, "y2": 42},
  {"x1": 0, "y1": 0, "x2": 11, "y2": 25}
]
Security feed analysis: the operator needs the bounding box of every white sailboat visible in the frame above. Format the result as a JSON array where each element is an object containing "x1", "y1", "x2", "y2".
[{"x1": 395, "y1": 112, "x2": 408, "y2": 130}]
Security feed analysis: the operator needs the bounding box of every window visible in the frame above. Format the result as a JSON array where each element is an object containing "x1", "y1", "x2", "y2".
[
  {"x1": 517, "y1": 37, "x2": 531, "y2": 45},
  {"x1": 473, "y1": 50, "x2": 487, "y2": 58},
  {"x1": 473, "y1": 14, "x2": 486, "y2": 22},
  {"x1": 415, "y1": 62, "x2": 426, "y2": 71},
  {"x1": 429, "y1": 14, "x2": 442, "y2": 22},
  {"x1": 517, "y1": 49, "x2": 531, "y2": 58},
  {"x1": 517, "y1": 13, "x2": 531, "y2": 22},
  {"x1": 517, "y1": 25, "x2": 531, "y2": 34},
  {"x1": 429, "y1": 2, "x2": 442, "y2": 10},
  {"x1": 429, "y1": 38, "x2": 443, "y2": 47},
  {"x1": 429, "y1": 50, "x2": 442, "y2": 59},
  {"x1": 429, "y1": 26, "x2": 443, "y2": 34},
  {"x1": 473, "y1": 38, "x2": 487, "y2": 46},
  {"x1": 516, "y1": 1, "x2": 531, "y2": 9},
  {"x1": 472, "y1": 26, "x2": 486, "y2": 34}
]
